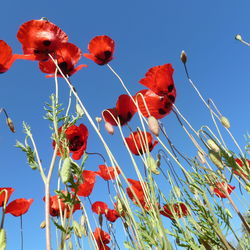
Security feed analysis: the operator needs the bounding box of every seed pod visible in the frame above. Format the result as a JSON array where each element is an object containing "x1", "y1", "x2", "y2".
[
  {"x1": 40, "y1": 221, "x2": 46, "y2": 229},
  {"x1": 60, "y1": 157, "x2": 72, "y2": 184},
  {"x1": 207, "y1": 139, "x2": 220, "y2": 153},
  {"x1": 235, "y1": 34, "x2": 242, "y2": 41},
  {"x1": 75, "y1": 103, "x2": 84, "y2": 117},
  {"x1": 209, "y1": 150, "x2": 224, "y2": 170},
  {"x1": 0, "y1": 229, "x2": 6, "y2": 250},
  {"x1": 6, "y1": 117, "x2": 15, "y2": 133},
  {"x1": 146, "y1": 155, "x2": 160, "y2": 175},
  {"x1": 105, "y1": 122, "x2": 114, "y2": 135},
  {"x1": 180, "y1": 50, "x2": 187, "y2": 64},
  {"x1": 72, "y1": 220, "x2": 82, "y2": 238},
  {"x1": 148, "y1": 116, "x2": 159, "y2": 136},
  {"x1": 220, "y1": 116, "x2": 230, "y2": 129}
]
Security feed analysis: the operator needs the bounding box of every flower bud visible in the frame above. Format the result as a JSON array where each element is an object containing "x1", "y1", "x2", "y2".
[
  {"x1": 209, "y1": 150, "x2": 224, "y2": 170},
  {"x1": 220, "y1": 116, "x2": 230, "y2": 129},
  {"x1": 207, "y1": 139, "x2": 220, "y2": 153},
  {"x1": 197, "y1": 151, "x2": 206, "y2": 164},
  {"x1": 148, "y1": 116, "x2": 159, "y2": 136},
  {"x1": 75, "y1": 103, "x2": 84, "y2": 117},
  {"x1": 60, "y1": 157, "x2": 72, "y2": 184},
  {"x1": 95, "y1": 117, "x2": 102, "y2": 123},
  {"x1": 40, "y1": 221, "x2": 46, "y2": 229},
  {"x1": 105, "y1": 122, "x2": 114, "y2": 135},
  {"x1": 180, "y1": 50, "x2": 187, "y2": 64},
  {"x1": 235, "y1": 34, "x2": 242, "y2": 41},
  {"x1": 146, "y1": 155, "x2": 160, "y2": 175},
  {"x1": 6, "y1": 117, "x2": 15, "y2": 133},
  {"x1": 0, "y1": 229, "x2": 6, "y2": 250},
  {"x1": 72, "y1": 220, "x2": 82, "y2": 238}
]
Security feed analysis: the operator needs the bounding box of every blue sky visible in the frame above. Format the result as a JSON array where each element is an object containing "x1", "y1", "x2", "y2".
[{"x1": 0, "y1": 0, "x2": 250, "y2": 249}]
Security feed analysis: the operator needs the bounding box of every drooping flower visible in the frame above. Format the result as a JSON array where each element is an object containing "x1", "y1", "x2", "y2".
[
  {"x1": 234, "y1": 158, "x2": 250, "y2": 178},
  {"x1": 212, "y1": 182, "x2": 235, "y2": 198},
  {"x1": 160, "y1": 203, "x2": 189, "y2": 219},
  {"x1": 93, "y1": 227, "x2": 111, "y2": 250},
  {"x1": 102, "y1": 94, "x2": 136, "y2": 126},
  {"x1": 0, "y1": 188, "x2": 14, "y2": 207},
  {"x1": 53, "y1": 124, "x2": 88, "y2": 160},
  {"x1": 96, "y1": 165, "x2": 121, "y2": 181},
  {"x1": 84, "y1": 35, "x2": 115, "y2": 65},
  {"x1": 39, "y1": 42, "x2": 87, "y2": 77},
  {"x1": 72, "y1": 170, "x2": 96, "y2": 197},
  {"x1": 134, "y1": 89, "x2": 175, "y2": 119},
  {"x1": 5, "y1": 198, "x2": 34, "y2": 217},
  {"x1": 17, "y1": 19, "x2": 68, "y2": 61},
  {"x1": 92, "y1": 201, "x2": 108, "y2": 215},
  {"x1": 139, "y1": 64, "x2": 176, "y2": 96},
  {"x1": 125, "y1": 131, "x2": 158, "y2": 155},
  {"x1": 126, "y1": 178, "x2": 146, "y2": 208}
]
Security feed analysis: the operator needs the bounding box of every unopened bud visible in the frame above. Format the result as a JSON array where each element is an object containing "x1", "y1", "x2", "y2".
[
  {"x1": 148, "y1": 116, "x2": 159, "y2": 136},
  {"x1": 181, "y1": 50, "x2": 187, "y2": 64},
  {"x1": 60, "y1": 158, "x2": 72, "y2": 184},
  {"x1": 197, "y1": 151, "x2": 206, "y2": 164},
  {"x1": 95, "y1": 117, "x2": 102, "y2": 123},
  {"x1": 220, "y1": 116, "x2": 230, "y2": 129},
  {"x1": 72, "y1": 220, "x2": 82, "y2": 238},
  {"x1": 0, "y1": 229, "x2": 6, "y2": 250},
  {"x1": 40, "y1": 221, "x2": 46, "y2": 229},
  {"x1": 209, "y1": 150, "x2": 224, "y2": 170},
  {"x1": 235, "y1": 34, "x2": 242, "y2": 41},
  {"x1": 156, "y1": 159, "x2": 161, "y2": 167},
  {"x1": 207, "y1": 139, "x2": 220, "y2": 153},
  {"x1": 6, "y1": 117, "x2": 15, "y2": 133},
  {"x1": 40, "y1": 17, "x2": 49, "y2": 21},
  {"x1": 146, "y1": 155, "x2": 160, "y2": 175},
  {"x1": 98, "y1": 214, "x2": 103, "y2": 227},
  {"x1": 105, "y1": 122, "x2": 114, "y2": 135},
  {"x1": 75, "y1": 103, "x2": 84, "y2": 117}
]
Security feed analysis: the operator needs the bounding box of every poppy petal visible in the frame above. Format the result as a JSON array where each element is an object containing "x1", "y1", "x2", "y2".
[{"x1": 5, "y1": 198, "x2": 33, "y2": 217}]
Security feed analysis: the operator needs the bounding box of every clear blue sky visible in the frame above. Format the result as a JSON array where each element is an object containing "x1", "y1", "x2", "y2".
[{"x1": 0, "y1": 0, "x2": 249, "y2": 249}]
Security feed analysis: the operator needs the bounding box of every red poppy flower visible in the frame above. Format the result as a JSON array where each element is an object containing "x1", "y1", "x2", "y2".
[
  {"x1": 5, "y1": 198, "x2": 33, "y2": 217},
  {"x1": 39, "y1": 42, "x2": 87, "y2": 77},
  {"x1": 102, "y1": 95, "x2": 136, "y2": 126},
  {"x1": 160, "y1": 203, "x2": 189, "y2": 219},
  {"x1": 125, "y1": 131, "x2": 158, "y2": 155},
  {"x1": 53, "y1": 124, "x2": 88, "y2": 160},
  {"x1": 0, "y1": 188, "x2": 14, "y2": 207},
  {"x1": 72, "y1": 170, "x2": 96, "y2": 197},
  {"x1": 17, "y1": 19, "x2": 68, "y2": 61},
  {"x1": 0, "y1": 40, "x2": 35, "y2": 73},
  {"x1": 139, "y1": 64, "x2": 175, "y2": 96},
  {"x1": 44, "y1": 192, "x2": 80, "y2": 217},
  {"x1": 234, "y1": 158, "x2": 250, "y2": 178},
  {"x1": 212, "y1": 182, "x2": 235, "y2": 198},
  {"x1": 126, "y1": 178, "x2": 146, "y2": 208},
  {"x1": 96, "y1": 165, "x2": 121, "y2": 181},
  {"x1": 93, "y1": 227, "x2": 111, "y2": 250},
  {"x1": 105, "y1": 209, "x2": 120, "y2": 222},
  {"x1": 92, "y1": 201, "x2": 108, "y2": 215},
  {"x1": 134, "y1": 89, "x2": 175, "y2": 119},
  {"x1": 84, "y1": 35, "x2": 115, "y2": 65}
]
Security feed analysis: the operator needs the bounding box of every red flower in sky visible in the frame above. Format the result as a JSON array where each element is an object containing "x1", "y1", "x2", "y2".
[
  {"x1": 134, "y1": 89, "x2": 175, "y2": 119},
  {"x1": 105, "y1": 209, "x2": 120, "y2": 222},
  {"x1": 96, "y1": 165, "x2": 121, "y2": 181},
  {"x1": 234, "y1": 158, "x2": 250, "y2": 178},
  {"x1": 44, "y1": 192, "x2": 80, "y2": 217},
  {"x1": 102, "y1": 94, "x2": 136, "y2": 126},
  {"x1": 93, "y1": 227, "x2": 111, "y2": 250},
  {"x1": 17, "y1": 19, "x2": 68, "y2": 61},
  {"x1": 212, "y1": 182, "x2": 235, "y2": 198},
  {"x1": 160, "y1": 203, "x2": 189, "y2": 219},
  {"x1": 5, "y1": 198, "x2": 34, "y2": 217},
  {"x1": 39, "y1": 42, "x2": 87, "y2": 77},
  {"x1": 125, "y1": 131, "x2": 158, "y2": 155},
  {"x1": 0, "y1": 40, "x2": 34, "y2": 73},
  {"x1": 126, "y1": 178, "x2": 146, "y2": 208},
  {"x1": 84, "y1": 35, "x2": 115, "y2": 65},
  {"x1": 139, "y1": 64, "x2": 176, "y2": 96},
  {"x1": 0, "y1": 188, "x2": 14, "y2": 207},
  {"x1": 72, "y1": 170, "x2": 96, "y2": 197},
  {"x1": 53, "y1": 124, "x2": 88, "y2": 160}
]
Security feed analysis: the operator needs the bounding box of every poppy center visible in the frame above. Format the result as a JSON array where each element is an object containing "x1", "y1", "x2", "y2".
[
  {"x1": 43, "y1": 40, "x2": 51, "y2": 46},
  {"x1": 69, "y1": 136, "x2": 83, "y2": 151},
  {"x1": 58, "y1": 62, "x2": 68, "y2": 73},
  {"x1": 104, "y1": 50, "x2": 112, "y2": 58}
]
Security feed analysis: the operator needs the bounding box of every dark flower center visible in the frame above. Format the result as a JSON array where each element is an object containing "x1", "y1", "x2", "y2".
[
  {"x1": 58, "y1": 62, "x2": 68, "y2": 72},
  {"x1": 69, "y1": 136, "x2": 84, "y2": 151},
  {"x1": 43, "y1": 40, "x2": 51, "y2": 46},
  {"x1": 168, "y1": 95, "x2": 175, "y2": 103},
  {"x1": 158, "y1": 108, "x2": 167, "y2": 115},
  {"x1": 168, "y1": 84, "x2": 174, "y2": 92},
  {"x1": 104, "y1": 50, "x2": 112, "y2": 59}
]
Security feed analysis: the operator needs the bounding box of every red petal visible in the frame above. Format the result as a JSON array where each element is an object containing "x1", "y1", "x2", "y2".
[
  {"x1": 92, "y1": 201, "x2": 108, "y2": 214},
  {"x1": 102, "y1": 108, "x2": 119, "y2": 126},
  {"x1": 0, "y1": 40, "x2": 15, "y2": 73},
  {"x1": 5, "y1": 198, "x2": 33, "y2": 216},
  {"x1": 105, "y1": 209, "x2": 120, "y2": 222},
  {"x1": 96, "y1": 165, "x2": 121, "y2": 180},
  {"x1": 0, "y1": 187, "x2": 14, "y2": 207}
]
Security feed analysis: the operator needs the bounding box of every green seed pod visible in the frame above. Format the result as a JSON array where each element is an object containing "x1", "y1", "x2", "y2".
[
  {"x1": 148, "y1": 116, "x2": 159, "y2": 136},
  {"x1": 209, "y1": 150, "x2": 224, "y2": 170},
  {"x1": 75, "y1": 103, "x2": 84, "y2": 117},
  {"x1": 180, "y1": 50, "x2": 187, "y2": 64},
  {"x1": 235, "y1": 34, "x2": 242, "y2": 41},
  {"x1": 60, "y1": 157, "x2": 72, "y2": 184},
  {"x1": 0, "y1": 229, "x2": 6, "y2": 250},
  {"x1": 72, "y1": 220, "x2": 82, "y2": 238},
  {"x1": 40, "y1": 221, "x2": 46, "y2": 229},
  {"x1": 6, "y1": 117, "x2": 15, "y2": 133},
  {"x1": 146, "y1": 155, "x2": 160, "y2": 175},
  {"x1": 207, "y1": 139, "x2": 220, "y2": 153},
  {"x1": 220, "y1": 116, "x2": 230, "y2": 129}
]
